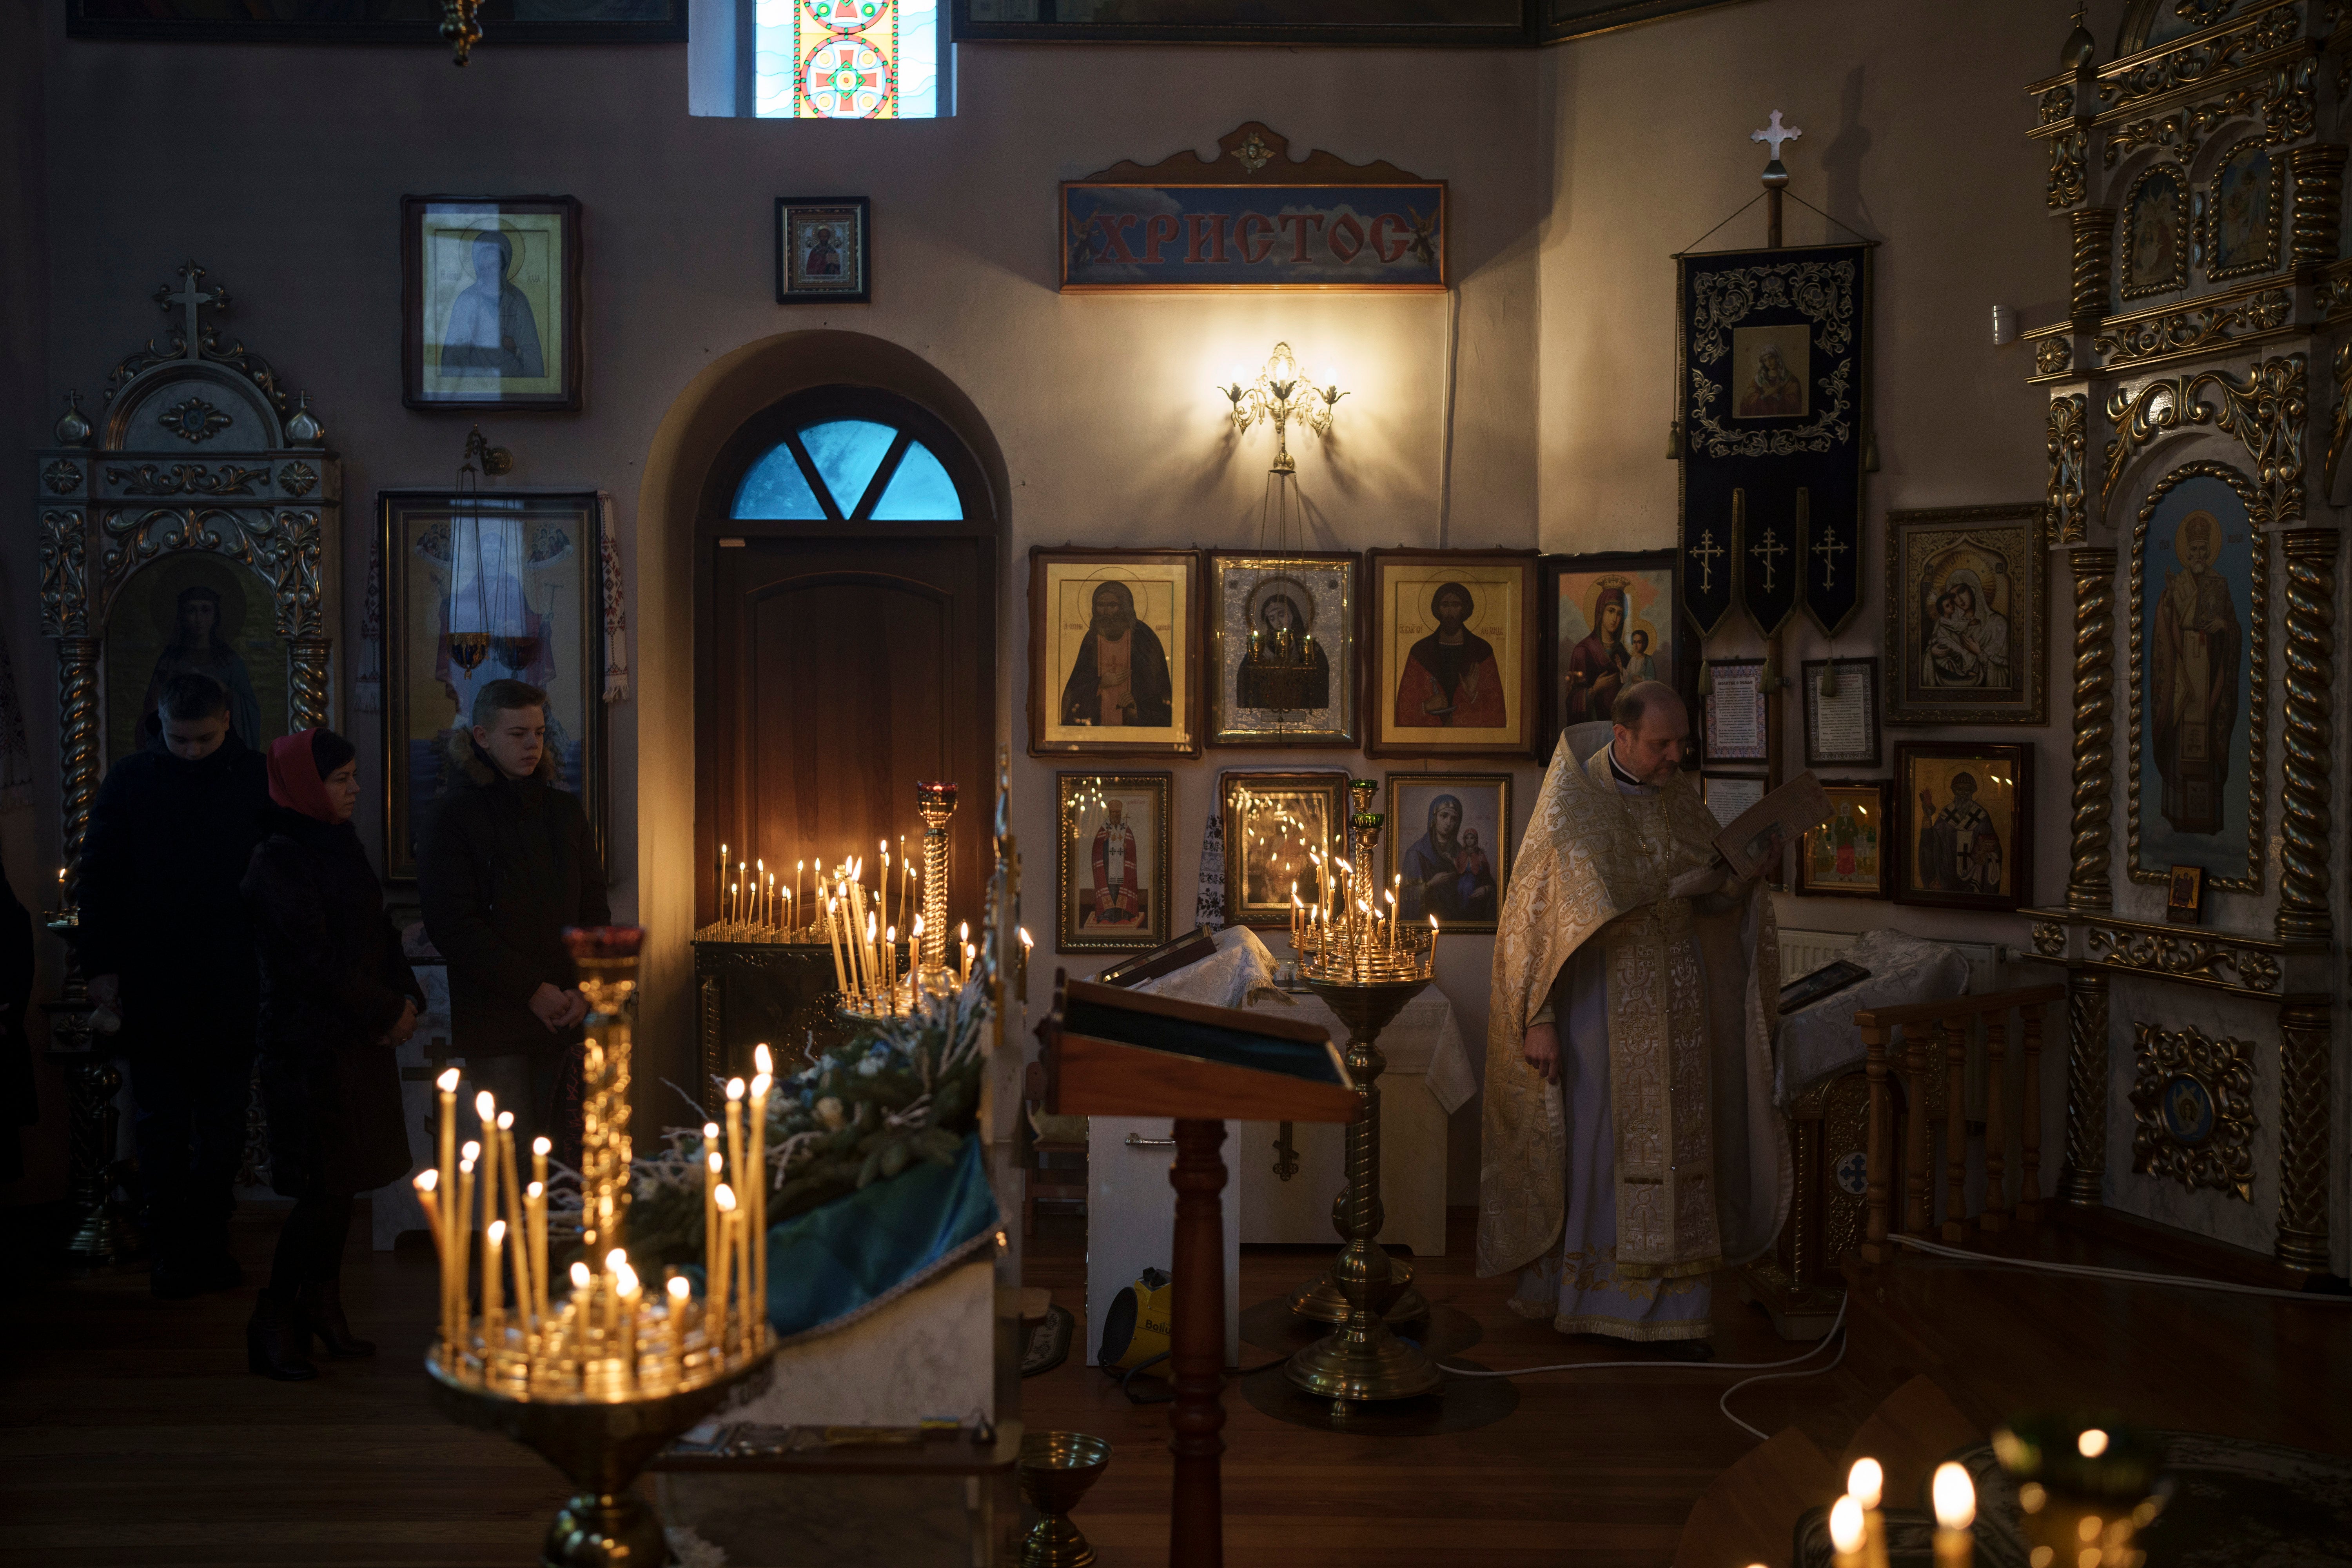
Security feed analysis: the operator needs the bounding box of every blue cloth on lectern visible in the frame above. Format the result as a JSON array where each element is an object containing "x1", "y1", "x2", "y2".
[{"x1": 764, "y1": 1131, "x2": 1001, "y2": 1339}]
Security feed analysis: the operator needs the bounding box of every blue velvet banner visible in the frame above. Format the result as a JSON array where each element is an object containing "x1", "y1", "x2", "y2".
[{"x1": 762, "y1": 1131, "x2": 1003, "y2": 1341}]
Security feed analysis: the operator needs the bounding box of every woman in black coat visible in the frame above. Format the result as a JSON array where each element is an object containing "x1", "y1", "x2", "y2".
[{"x1": 241, "y1": 728, "x2": 423, "y2": 1381}]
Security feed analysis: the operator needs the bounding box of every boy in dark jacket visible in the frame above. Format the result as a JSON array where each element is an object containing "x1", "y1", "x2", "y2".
[
  {"x1": 80, "y1": 672, "x2": 270, "y2": 1297},
  {"x1": 416, "y1": 680, "x2": 609, "y2": 1155}
]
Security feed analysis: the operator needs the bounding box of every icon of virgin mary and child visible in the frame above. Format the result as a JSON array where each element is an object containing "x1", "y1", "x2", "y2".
[{"x1": 1399, "y1": 793, "x2": 1496, "y2": 922}]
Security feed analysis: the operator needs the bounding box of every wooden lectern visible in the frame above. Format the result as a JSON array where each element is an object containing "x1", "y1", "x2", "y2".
[{"x1": 1037, "y1": 973, "x2": 1359, "y2": 1568}]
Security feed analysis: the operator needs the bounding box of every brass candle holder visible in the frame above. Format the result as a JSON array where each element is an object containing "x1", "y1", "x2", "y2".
[
  {"x1": 1016, "y1": 1429, "x2": 1112, "y2": 1568},
  {"x1": 1283, "y1": 784, "x2": 1442, "y2": 1401},
  {"x1": 418, "y1": 926, "x2": 775, "y2": 1566},
  {"x1": 917, "y1": 780, "x2": 957, "y2": 984}
]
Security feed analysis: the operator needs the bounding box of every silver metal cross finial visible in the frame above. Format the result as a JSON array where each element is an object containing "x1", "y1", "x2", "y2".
[{"x1": 1751, "y1": 110, "x2": 1802, "y2": 163}]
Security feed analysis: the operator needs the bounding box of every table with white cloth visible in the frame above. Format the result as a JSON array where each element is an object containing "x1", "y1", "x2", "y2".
[{"x1": 1235, "y1": 985, "x2": 1465, "y2": 1259}]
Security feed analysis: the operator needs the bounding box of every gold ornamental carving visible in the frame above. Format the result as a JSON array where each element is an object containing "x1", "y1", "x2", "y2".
[
  {"x1": 2128, "y1": 1021, "x2": 2256, "y2": 1203},
  {"x1": 2039, "y1": 85, "x2": 2075, "y2": 127},
  {"x1": 2085, "y1": 923, "x2": 2283, "y2": 991},
  {"x1": 277, "y1": 461, "x2": 318, "y2": 498},
  {"x1": 2287, "y1": 143, "x2": 2347, "y2": 270},
  {"x1": 2050, "y1": 130, "x2": 2089, "y2": 210},
  {"x1": 2035, "y1": 337, "x2": 2076, "y2": 376},
  {"x1": 2071, "y1": 207, "x2": 2116, "y2": 319},
  {"x1": 2100, "y1": 63, "x2": 2316, "y2": 168},
  {"x1": 2049, "y1": 395, "x2": 2089, "y2": 543},
  {"x1": 2200, "y1": 138, "x2": 2287, "y2": 282},
  {"x1": 96, "y1": 506, "x2": 326, "y2": 639},
  {"x1": 2067, "y1": 547, "x2": 2118, "y2": 911},
  {"x1": 2100, "y1": 353, "x2": 2303, "y2": 524},
  {"x1": 55, "y1": 637, "x2": 99, "y2": 869},
  {"x1": 2099, "y1": 5, "x2": 2303, "y2": 115},
  {"x1": 2274, "y1": 1002, "x2": 2332, "y2": 1270},
  {"x1": 2091, "y1": 287, "x2": 2290, "y2": 367},
  {"x1": 42, "y1": 459, "x2": 81, "y2": 495},
  {"x1": 2061, "y1": 971, "x2": 2109, "y2": 1206},
  {"x1": 38, "y1": 510, "x2": 88, "y2": 637},
  {"x1": 2119, "y1": 164, "x2": 2192, "y2": 299},
  {"x1": 103, "y1": 461, "x2": 272, "y2": 497},
  {"x1": 2125, "y1": 462, "x2": 2271, "y2": 892},
  {"x1": 2328, "y1": 342, "x2": 2352, "y2": 493},
  {"x1": 2032, "y1": 921, "x2": 2068, "y2": 957},
  {"x1": 2276, "y1": 528, "x2": 2337, "y2": 942}
]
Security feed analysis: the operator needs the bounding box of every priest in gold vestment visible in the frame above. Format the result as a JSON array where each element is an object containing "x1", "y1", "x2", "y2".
[{"x1": 1480, "y1": 683, "x2": 1788, "y2": 1352}]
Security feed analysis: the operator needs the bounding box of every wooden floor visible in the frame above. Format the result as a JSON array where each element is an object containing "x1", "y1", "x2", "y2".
[{"x1": 4, "y1": 1201, "x2": 2346, "y2": 1566}]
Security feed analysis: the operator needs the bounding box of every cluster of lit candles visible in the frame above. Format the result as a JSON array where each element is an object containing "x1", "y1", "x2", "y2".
[
  {"x1": 1811, "y1": 1457, "x2": 1977, "y2": 1568},
  {"x1": 1289, "y1": 848, "x2": 1437, "y2": 983},
  {"x1": 411, "y1": 1051, "x2": 777, "y2": 1401},
  {"x1": 702, "y1": 838, "x2": 923, "y2": 948}
]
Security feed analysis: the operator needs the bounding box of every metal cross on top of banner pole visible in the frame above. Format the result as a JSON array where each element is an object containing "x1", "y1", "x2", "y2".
[{"x1": 1674, "y1": 108, "x2": 1873, "y2": 642}]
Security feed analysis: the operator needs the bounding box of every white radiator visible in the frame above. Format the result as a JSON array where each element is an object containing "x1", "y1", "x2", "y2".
[{"x1": 1777, "y1": 927, "x2": 2004, "y2": 997}]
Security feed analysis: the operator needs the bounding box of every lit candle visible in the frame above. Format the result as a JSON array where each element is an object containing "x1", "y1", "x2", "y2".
[
  {"x1": 474, "y1": 1092, "x2": 500, "y2": 1286},
  {"x1": 456, "y1": 1150, "x2": 477, "y2": 1362},
  {"x1": 1829, "y1": 1495, "x2": 1866, "y2": 1568},
  {"x1": 703, "y1": 1143, "x2": 722, "y2": 1325},
  {"x1": 880, "y1": 840, "x2": 892, "y2": 955},
  {"x1": 724, "y1": 1077, "x2": 746, "y2": 1288},
  {"x1": 885, "y1": 926, "x2": 898, "y2": 1013},
  {"x1": 530, "y1": 1135, "x2": 552, "y2": 1327},
  {"x1": 750, "y1": 1051, "x2": 771, "y2": 1336},
  {"x1": 864, "y1": 912, "x2": 880, "y2": 1005},
  {"x1": 780, "y1": 887, "x2": 792, "y2": 938},
  {"x1": 1931, "y1": 1463, "x2": 1975, "y2": 1568},
  {"x1": 711, "y1": 1183, "x2": 737, "y2": 1356},
  {"x1": 825, "y1": 897, "x2": 847, "y2": 994},
  {"x1": 526, "y1": 1180, "x2": 548, "y2": 1329},
  {"x1": 797, "y1": 860, "x2": 806, "y2": 928},
  {"x1": 716, "y1": 842, "x2": 728, "y2": 925},
  {"x1": 434, "y1": 1068, "x2": 460, "y2": 1343},
  {"x1": 412, "y1": 1169, "x2": 445, "y2": 1349},
  {"x1": 483, "y1": 1218, "x2": 506, "y2": 1356},
  {"x1": 613, "y1": 1254, "x2": 640, "y2": 1388},
  {"x1": 756, "y1": 858, "x2": 765, "y2": 927},
  {"x1": 1850, "y1": 1459, "x2": 1889, "y2": 1568},
  {"x1": 497, "y1": 1111, "x2": 528, "y2": 1328}
]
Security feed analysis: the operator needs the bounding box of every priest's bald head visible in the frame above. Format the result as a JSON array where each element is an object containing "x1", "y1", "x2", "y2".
[{"x1": 1610, "y1": 680, "x2": 1688, "y2": 785}]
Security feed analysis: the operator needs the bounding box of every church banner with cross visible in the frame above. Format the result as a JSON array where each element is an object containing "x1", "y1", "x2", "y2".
[{"x1": 1675, "y1": 241, "x2": 1872, "y2": 638}]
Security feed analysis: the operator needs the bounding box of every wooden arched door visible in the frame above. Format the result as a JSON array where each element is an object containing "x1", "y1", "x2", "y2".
[{"x1": 695, "y1": 385, "x2": 997, "y2": 944}]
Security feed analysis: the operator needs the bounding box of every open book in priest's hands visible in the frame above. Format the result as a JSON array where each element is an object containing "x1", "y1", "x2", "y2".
[{"x1": 1704, "y1": 770, "x2": 1832, "y2": 882}]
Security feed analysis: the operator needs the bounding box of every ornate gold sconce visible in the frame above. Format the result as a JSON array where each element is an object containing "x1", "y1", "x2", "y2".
[{"x1": 1216, "y1": 343, "x2": 1345, "y2": 475}]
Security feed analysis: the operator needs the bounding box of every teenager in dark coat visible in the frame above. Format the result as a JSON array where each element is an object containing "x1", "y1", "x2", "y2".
[
  {"x1": 416, "y1": 679, "x2": 608, "y2": 1163},
  {"x1": 78, "y1": 671, "x2": 269, "y2": 1297},
  {"x1": 241, "y1": 728, "x2": 422, "y2": 1381}
]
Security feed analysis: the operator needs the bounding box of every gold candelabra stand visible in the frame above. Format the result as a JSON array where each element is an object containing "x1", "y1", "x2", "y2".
[
  {"x1": 917, "y1": 780, "x2": 957, "y2": 982},
  {"x1": 417, "y1": 926, "x2": 774, "y2": 1567},
  {"x1": 1283, "y1": 782, "x2": 1443, "y2": 1401}
]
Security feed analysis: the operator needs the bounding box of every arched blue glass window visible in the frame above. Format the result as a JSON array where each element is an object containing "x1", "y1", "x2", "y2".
[{"x1": 731, "y1": 416, "x2": 965, "y2": 521}]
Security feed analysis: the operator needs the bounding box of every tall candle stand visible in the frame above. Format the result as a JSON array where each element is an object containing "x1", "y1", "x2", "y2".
[
  {"x1": 1283, "y1": 787, "x2": 1443, "y2": 1401},
  {"x1": 916, "y1": 780, "x2": 956, "y2": 984},
  {"x1": 421, "y1": 926, "x2": 773, "y2": 1568}
]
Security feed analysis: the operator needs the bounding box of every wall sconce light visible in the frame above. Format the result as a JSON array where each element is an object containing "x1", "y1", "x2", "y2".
[{"x1": 1217, "y1": 342, "x2": 1345, "y2": 474}]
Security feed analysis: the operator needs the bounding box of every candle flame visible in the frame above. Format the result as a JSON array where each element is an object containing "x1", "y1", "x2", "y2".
[
  {"x1": 1933, "y1": 1462, "x2": 1975, "y2": 1529},
  {"x1": 462, "y1": 1140, "x2": 481, "y2": 1161},
  {"x1": 755, "y1": 1042, "x2": 773, "y2": 1074},
  {"x1": 911, "y1": 915, "x2": 924, "y2": 936},
  {"x1": 614, "y1": 1263, "x2": 640, "y2": 1297},
  {"x1": 497, "y1": 1110, "x2": 513, "y2": 1131},
  {"x1": 437, "y1": 1067, "x2": 460, "y2": 1092},
  {"x1": 527, "y1": 1181, "x2": 543, "y2": 1198},
  {"x1": 475, "y1": 1090, "x2": 495, "y2": 1120},
  {"x1": 752, "y1": 1074, "x2": 771, "y2": 1100},
  {"x1": 2077, "y1": 1428, "x2": 2109, "y2": 1458},
  {"x1": 414, "y1": 1169, "x2": 438, "y2": 1192},
  {"x1": 1829, "y1": 1495, "x2": 1865, "y2": 1554},
  {"x1": 959, "y1": 921, "x2": 969, "y2": 942},
  {"x1": 459, "y1": 1157, "x2": 474, "y2": 1174},
  {"x1": 1019, "y1": 928, "x2": 1034, "y2": 949},
  {"x1": 1848, "y1": 1459, "x2": 1883, "y2": 1511},
  {"x1": 704, "y1": 1122, "x2": 720, "y2": 1139},
  {"x1": 487, "y1": 1219, "x2": 506, "y2": 1244},
  {"x1": 726, "y1": 1077, "x2": 745, "y2": 1101},
  {"x1": 533, "y1": 1136, "x2": 551, "y2": 1157},
  {"x1": 604, "y1": 1247, "x2": 627, "y2": 1272},
  {"x1": 570, "y1": 1261, "x2": 592, "y2": 1289},
  {"x1": 708, "y1": 1151, "x2": 724, "y2": 1174},
  {"x1": 715, "y1": 1184, "x2": 738, "y2": 1212},
  {"x1": 668, "y1": 1275, "x2": 692, "y2": 1301}
]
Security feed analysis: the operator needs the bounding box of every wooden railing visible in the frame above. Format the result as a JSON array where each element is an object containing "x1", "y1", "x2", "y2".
[{"x1": 1854, "y1": 984, "x2": 2066, "y2": 1263}]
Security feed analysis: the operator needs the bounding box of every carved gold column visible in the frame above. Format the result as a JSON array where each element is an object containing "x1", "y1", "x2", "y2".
[
  {"x1": 2069, "y1": 207, "x2": 2115, "y2": 324},
  {"x1": 288, "y1": 635, "x2": 332, "y2": 731},
  {"x1": 2068, "y1": 548, "x2": 2118, "y2": 912},
  {"x1": 56, "y1": 638, "x2": 99, "y2": 871},
  {"x1": 2277, "y1": 529, "x2": 2337, "y2": 942},
  {"x1": 2060, "y1": 969, "x2": 2109, "y2": 1207},
  {"x1": 2290, "y1": 145, "x2": 2348, "y2": 272},
  {"x1": 2275, "y1": 1002, "x2": 2332, "y2": 1273}
]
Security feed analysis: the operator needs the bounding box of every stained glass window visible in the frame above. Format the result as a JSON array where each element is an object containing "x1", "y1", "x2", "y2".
[
  {"x1": 732, "y1": 417, "x2": 964, "y2": 521},
  {"x1": 753, "y1": 0, "x2": 940, "y2": 120}
]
